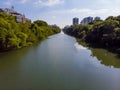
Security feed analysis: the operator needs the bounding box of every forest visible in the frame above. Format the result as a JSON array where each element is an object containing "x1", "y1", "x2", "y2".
[{"x1": 0, "y1": 11, "x2": 61, "y2": 51}]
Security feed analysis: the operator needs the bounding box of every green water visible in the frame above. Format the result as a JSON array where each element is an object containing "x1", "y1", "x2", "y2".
[{"x1": 0, "y1": 32, "x2": 120, "y2": 90}]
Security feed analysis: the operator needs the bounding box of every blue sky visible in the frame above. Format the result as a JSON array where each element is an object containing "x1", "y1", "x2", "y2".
[{"x1": 1, "y1": 0, "x2": 120, "y2": 28}]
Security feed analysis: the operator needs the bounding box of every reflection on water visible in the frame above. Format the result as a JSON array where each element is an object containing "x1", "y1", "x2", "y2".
[
  {"x1": 0, "y1": 48, "x2": 29, "y2": 69},
  {"x1": 91, "y1": 48, "x2": 120, "y2": 68}
]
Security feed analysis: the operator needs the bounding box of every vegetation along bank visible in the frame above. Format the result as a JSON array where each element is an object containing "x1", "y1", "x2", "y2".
[
  {"x1": 0, "y1": 10, "x2": 61, "y2": 51},
  {"x1": 63, "y1": 16, "x2": 120, "y2": 54}
]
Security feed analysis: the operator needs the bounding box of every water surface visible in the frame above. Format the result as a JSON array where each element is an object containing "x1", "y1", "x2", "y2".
[{"x1": 0, "y1": 32, "x2": 120, "y2": 90}]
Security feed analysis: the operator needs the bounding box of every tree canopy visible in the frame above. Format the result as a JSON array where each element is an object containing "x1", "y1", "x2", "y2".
[
  {"x1": 0, "y1": 11, "x2": 61, "y2": 51},
  {"x1": 63, "y1": 15, "x2": 120, "y2": 48}
]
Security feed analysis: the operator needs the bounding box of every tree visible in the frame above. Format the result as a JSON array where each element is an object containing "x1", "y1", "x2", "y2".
[{"x1": 33, "y1": 20, "x2": 48, "y2": 26}]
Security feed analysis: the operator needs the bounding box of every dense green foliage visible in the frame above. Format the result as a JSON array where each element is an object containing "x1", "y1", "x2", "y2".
[
  {"x1": 0, "y1": 11, "x2": 61, "y2": 51},
  {"x1": 63, "y1": 16, "x2": 120, "y2": 49}
]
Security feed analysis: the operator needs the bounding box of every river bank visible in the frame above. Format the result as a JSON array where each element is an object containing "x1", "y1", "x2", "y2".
[
  {"x1": 75, "y1": 38, "x2": 120, "y2": 68},
  {"x1": 63, "y1": 15, "x2": 120, "y2": 56},
  {"x1": 0, "y1": 11, "x2": 61, "y2": 52},
  {"x1": 76, "y1": 38, "x2": 120, "y2": 58}
]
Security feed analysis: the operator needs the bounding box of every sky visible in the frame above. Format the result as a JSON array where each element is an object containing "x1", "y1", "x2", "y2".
[{"x1": 1, "y1": 0, "x2": 120, "y2": 28}]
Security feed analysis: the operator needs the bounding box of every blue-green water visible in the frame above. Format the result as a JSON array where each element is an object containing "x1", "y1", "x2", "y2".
[{"x1": 0, "y1": 32, "x2": 120, "y2": 90}]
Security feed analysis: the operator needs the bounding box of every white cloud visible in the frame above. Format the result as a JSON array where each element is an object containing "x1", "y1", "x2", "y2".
[
  {"x1": 4, "y1": 0, "x2": 29, "y2": 5},
  {"x1": 96, "y1": 0, "x2": 119, "y2": 3},
  {"x1": 52, "y1": 8, "x2": 120, "y2": 17},
  {"x1": 20, "y1": 0, "x2": 29, "y2": 4},
  {"x1": 4, "y1": 0, "x2": 11, "y2": 5},
  {"x1": 52, "y1": 16, "x2": 56, "y2": 19},
  {"x1": 53, "y1": 8, "x2": 109, "y2": 14},
  {"x1": 96, "y1": 0, "x2": 120, "y2": 6},
  {"x1": 34, "y1": 0, "x2": 64, "y2": 7}
]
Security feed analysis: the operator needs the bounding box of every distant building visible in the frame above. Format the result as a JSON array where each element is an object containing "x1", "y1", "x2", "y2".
[
  {"x1": 10, "y1": 12, "x2": 25, "y2": 23},
  {"x1": 2, "y1": 6, "x2": 31, "y2": 23},
  {"x1": 81, "y1": 16, "x2": 93, "y2": 24},
  {"x1": 94, "y1": 17, "x2": 101, "y2": 21},
  {"x1": 4, "y1": 6, "x2": 16, "y2": 15},
  {"x1": 73, "y1": 17, "x2": 79, "y2": 25}
]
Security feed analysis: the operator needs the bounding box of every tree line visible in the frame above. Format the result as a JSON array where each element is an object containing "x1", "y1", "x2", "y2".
[
  {"x1": 0, "y1": 11, "x2": 61, "y2": 51},
  {"x1": 63, "y1": 16, "x2": 120, "y2": 52}
]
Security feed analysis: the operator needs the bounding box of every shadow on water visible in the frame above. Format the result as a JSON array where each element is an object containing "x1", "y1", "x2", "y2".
[
  {"x1": 0, "y1": 43, "x2": 40, "y2": 71},
  {"x1": 77, "y1": 38, "x2": 120, "y2": 68},
  {"x1": 90, "y1": 47, "x2": 120, "y2": 68}
]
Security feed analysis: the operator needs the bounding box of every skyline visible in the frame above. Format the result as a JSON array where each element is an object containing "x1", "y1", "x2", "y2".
[{"x1": 1, "y1": 0, "x2": 120, "y2": 28}]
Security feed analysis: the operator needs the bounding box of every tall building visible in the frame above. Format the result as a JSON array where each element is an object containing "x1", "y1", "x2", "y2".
[
  {"x1": 73, "y1": 17, "x2": 79, "y2": 25},
  {"x1": 81, "y1": 16, "x2": 93, "y2": 24},
  {"x1": 94, "y1": 17, "x2": 101, "y2": 21}
]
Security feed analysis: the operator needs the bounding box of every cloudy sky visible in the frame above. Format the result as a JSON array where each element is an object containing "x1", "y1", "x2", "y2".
[{"x1": 1, "y1": 0, "x2": 120, "y2": 28}]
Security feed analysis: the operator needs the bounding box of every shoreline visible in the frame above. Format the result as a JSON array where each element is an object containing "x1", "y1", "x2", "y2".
[{"x1": 76, "y1": 38, "x2": 120, "y2": 57}]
